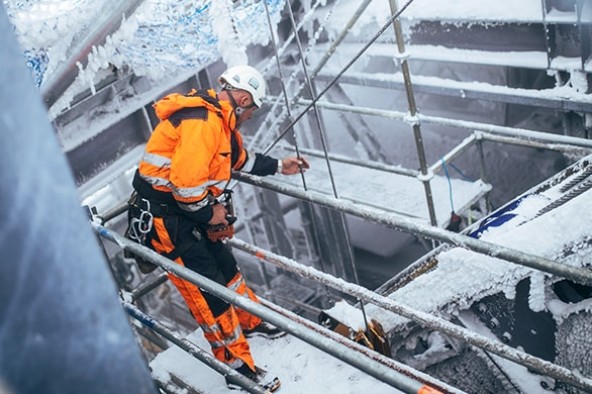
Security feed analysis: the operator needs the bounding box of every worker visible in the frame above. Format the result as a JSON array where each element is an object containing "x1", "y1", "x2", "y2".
[{"x1": 127, "y1": 64, "x2": 309, "y2": 391}]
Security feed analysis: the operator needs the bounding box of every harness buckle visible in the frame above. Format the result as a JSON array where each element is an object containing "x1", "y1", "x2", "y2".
[{"x1": 128, "y1": 198, "x2": 154, "y2": 243}]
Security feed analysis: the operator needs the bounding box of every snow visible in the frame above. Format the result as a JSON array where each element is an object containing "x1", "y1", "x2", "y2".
[
  {"x1": 331, "y1": 0, "x2": 546, "y2": 26},
  {"x1": 368, "y1": 158, "x2": 592, "y2": 331},
  {"x1": 3, "y1": 0, "x2": 592, "y2": 392},
  {"x1": 151, "y1": 332, "x2": 402, "y2": 394}
]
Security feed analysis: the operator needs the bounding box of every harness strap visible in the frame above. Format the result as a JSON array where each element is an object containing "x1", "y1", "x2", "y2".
[{"x1": 162, "y1": 238, "x2": 196, "y2": 261}]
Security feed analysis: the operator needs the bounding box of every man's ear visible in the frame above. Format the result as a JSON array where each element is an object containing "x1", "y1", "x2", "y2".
[{"x1": 237, "y1": 91, "x2": 252, "y2": 107}]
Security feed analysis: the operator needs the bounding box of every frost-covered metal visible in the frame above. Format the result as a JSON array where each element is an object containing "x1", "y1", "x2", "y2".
[{"x1": 3, "y1": 0, "x2": 592, "y2": 392}]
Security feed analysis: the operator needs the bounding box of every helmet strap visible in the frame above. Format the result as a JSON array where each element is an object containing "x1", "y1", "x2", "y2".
[{"x1": 225, "y1": 88, "x2": 256, "y2": 117}]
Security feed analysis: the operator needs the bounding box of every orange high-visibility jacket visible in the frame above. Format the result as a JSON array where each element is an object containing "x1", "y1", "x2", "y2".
[{"x1": 137, "y1": 89, "x2": 277, "y2": 220}]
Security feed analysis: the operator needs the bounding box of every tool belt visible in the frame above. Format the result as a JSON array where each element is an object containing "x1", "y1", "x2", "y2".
[
  {"x1": 128, "y1": 192, "x2": 174, "y2": 217},
  {"x1": 205, "y1": 190, "x2": 236, "y2": 243}
]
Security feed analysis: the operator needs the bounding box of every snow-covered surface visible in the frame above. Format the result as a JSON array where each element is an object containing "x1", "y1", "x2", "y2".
[
  {"x1": 275, "y1": 154, "x2": 489, "y2": 226},
  {"x1": 4, "y1": 0, "x2": 591, "y2": 392},
  {"x1": 332, "y1": 0, "x2": 546, "y2": 27},
  {"x1": 3, "y1": 0, "x2": 285, "y2": 114},
  {"x1": 323, "y1": 42, "x2": 566, "y2": 72},
  {"x1": 151, "y1": 331, "x2": 402, "y2": 394},
  {"x1": 368, "y1": 156, "x2": 592, "y2": 331}
]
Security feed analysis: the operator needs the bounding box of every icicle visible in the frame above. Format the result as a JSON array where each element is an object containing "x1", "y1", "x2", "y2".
[
  {"x1": 209, "y1": 0, "x2": 248, "y2": 67},
  {"x1": 528, "y1": 272, "x2": 547, "y2": 312}
]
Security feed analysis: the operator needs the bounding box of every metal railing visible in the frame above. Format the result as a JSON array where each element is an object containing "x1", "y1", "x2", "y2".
[
  {"x1": 92, "y1": 222, "x2": 592, "y2": 392},
  {"x1": 94, "y1": 223, "x2": 451, "y2": 394},
  {"x1": 233, "y1": 171, "x2": 592, "y2": 287}
]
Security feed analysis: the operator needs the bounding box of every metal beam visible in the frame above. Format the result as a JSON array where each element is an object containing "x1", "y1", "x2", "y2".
[{"x1": 41, "y1": 0, "x2": 145, "y2": 108}]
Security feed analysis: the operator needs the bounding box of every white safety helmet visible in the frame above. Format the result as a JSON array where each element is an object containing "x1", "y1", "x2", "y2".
[{"x1": 218, "y1": 65, "x2": 267, "y2": 108}]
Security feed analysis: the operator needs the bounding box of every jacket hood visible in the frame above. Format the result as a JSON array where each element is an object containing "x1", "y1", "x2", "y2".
[{"x1": 153, "y1": 89, "x2": 233, "y2": 124}]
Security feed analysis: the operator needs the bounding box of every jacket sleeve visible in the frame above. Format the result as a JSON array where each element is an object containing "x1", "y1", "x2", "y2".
[
  {"x1": 245, "y1": 152, "x2": 279, "y2": 176},
  {"x1": 231, "y1": 130, "x2": 278, "y2": 176}
]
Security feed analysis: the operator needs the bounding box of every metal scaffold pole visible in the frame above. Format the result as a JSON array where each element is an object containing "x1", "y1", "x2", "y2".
[
  {"x1": 227, "y1": 238, "x2": 592, "y2": 393},
  {"x1": 285, "y1": 97, "x2": 592, "y2": 151},
  {"x1": 94, "y1": 224, "x2": 445, "y2": 394},
  {"x1": 388, "y1": 0, "x2": 438, "y2": 226},
  {"x1": 233, "y1": 172, "x2": 592, "y2": 287}
]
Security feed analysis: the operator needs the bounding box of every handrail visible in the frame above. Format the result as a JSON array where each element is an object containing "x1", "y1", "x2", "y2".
[
  {"x1": 94, "y1": 224, "x2": 444, "y2": 394},
  {"x1": 233, "y1": 171, "x2": 592, "y2": 287},
  {"x1": 283, "y1": 97, "x2": 592, "y2": 151},
  {"x1": 228, "y1": 238, "x2": 592, "y2": 392}
]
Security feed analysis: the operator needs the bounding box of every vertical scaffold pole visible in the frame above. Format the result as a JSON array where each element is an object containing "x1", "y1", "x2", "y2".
[{"x1": 388, "y1": 0, "x2": 438, "y2": 227}]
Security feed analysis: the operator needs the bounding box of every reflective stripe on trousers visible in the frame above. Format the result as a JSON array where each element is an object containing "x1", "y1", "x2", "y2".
[{"x1": 227, "y1": 272, "x2": 262, "y2": 331}]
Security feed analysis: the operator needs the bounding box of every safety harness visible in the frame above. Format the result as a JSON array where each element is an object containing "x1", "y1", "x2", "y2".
[{"x1": 125, "y1": 192, "x2": 200, "y2": 274}]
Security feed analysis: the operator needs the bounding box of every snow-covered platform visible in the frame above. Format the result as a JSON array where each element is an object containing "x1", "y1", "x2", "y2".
[
  {"x1": 366, "y1": 154, "x2": 592, "y2": 392},
  {"x1": 271, "y1": 154, "x2": 489, "y2": 227},
  {"x1": 150, "y1": 331, "x2": 401, "y2": 394}
]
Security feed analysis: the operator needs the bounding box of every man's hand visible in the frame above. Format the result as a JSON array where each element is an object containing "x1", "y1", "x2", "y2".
[
  {"x1": 208, "y1": 203, "x2": 229, "y2": 225},
  {"x1": 280, "y1": 156, "x2": 310, "y2": 175}
]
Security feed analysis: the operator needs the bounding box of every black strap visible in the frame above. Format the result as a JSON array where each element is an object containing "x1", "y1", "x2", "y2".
[
  {"x1": 169, "y1": 107, "x2": 208, "y2": 127},
  {"x1": 190, "y1": 89, "x2": 222, "y2": 110},
  {"x1": 162, "y1": 238, "x2": 196, "y2": 261}
]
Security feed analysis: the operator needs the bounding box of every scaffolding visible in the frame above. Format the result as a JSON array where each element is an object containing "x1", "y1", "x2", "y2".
[{"x1": 4, "y1": 0, "x2": 592, "y2": 393}]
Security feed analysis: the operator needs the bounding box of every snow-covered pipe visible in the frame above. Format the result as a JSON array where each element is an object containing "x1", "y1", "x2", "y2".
[
  {"x1": 477, "y1": 132, "x2": 591, "y2": 154},
  {"x1": 313, "y1": 73, "x2": 592, "y2": 113},
  {"x1": 228, "y1": 239, "x2": 592, "y2": 392},
  {"x1": 94, "y1": 224, "x2": 442, "y2": 394},
  {"x1": 233, "y1": 172, "x2": 592, "y2": 287},
  {"x1": 123, "y1": 302, "x2": 268, "y2": 394},
  {"x1": 288, "y1": 98, "x2": 592, "y2": 150}
]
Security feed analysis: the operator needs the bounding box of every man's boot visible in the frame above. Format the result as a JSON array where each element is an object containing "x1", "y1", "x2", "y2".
[
  {"x1": 226, "y1": 363, "x2": 281, "y2": 392},
  {"x1": 243, "y1": 321, "x2": 287, "y2": 340}
]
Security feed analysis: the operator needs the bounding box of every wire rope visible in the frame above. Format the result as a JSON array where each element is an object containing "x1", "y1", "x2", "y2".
[{"x1": 262, "y1": 0, "x2": 419, "y2": 155}]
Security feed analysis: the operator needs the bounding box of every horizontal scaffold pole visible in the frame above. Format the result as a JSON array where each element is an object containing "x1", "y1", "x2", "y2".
[
  {"x1": 233, "y1": 172, "x2": 592, "y2": 287},
  {"x1": 228, "y1": 238, "x2": 592, "y2": 392},
  {"x1": 93, "y1": 224, "x2": 444, "y2": 394},
  {"x1": 285, "y1": 97, "x2": 592, "y2": 151},
  {"x1": 280, "y1": 145, "x2": 419, "y2": 177}
]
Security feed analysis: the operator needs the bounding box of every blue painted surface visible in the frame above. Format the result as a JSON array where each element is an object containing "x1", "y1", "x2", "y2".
[{"x1": 0, "y1": 6, "x2": 157, "y2": 394}]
